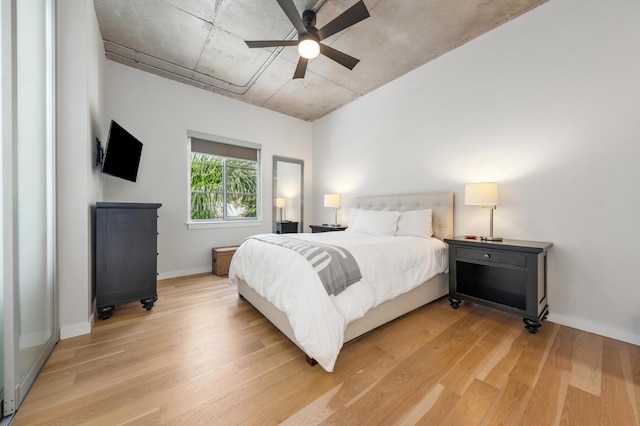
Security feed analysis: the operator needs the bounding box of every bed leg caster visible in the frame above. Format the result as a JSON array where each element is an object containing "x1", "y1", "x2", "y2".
[
  {"x1": 238, "y1": 292, "x2": 245, "y2": 300},
  {"x1": 305, "y1": 355, "x2": 318, "y2": 367}
]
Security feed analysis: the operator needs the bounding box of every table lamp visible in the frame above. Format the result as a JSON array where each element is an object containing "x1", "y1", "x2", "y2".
[
  {"x1": 465, "y1": 182, "x2": 502, "y2": 241},
  {"x1": 324, "y1": 194, "x2": 340, "y2": 226},
  {"x1": 276, "y1": 198, "x2": 286, "y2": 222}
]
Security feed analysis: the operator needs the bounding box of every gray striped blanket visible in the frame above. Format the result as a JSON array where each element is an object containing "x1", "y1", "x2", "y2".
[{"x1": 248, "y1": 234, "x2": 362, "y2": 296}]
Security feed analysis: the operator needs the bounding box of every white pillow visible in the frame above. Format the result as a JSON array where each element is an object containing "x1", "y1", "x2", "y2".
[
  {"x1": 350, "y1": 209, "x2": 400, "y2": 236},
  {"x1": 395, "y1": 209, "x2": 433, "y2": 238},
  {"x1": 344, "y1": 208, "x2": 361, "y2": 232}
]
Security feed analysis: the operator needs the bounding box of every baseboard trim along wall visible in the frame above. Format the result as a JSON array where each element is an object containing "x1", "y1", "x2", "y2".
[
  {"x1": 158, "y1": 266, "x2": 212, "y2": 280},
  {"x1": 548, "y1": 312, "x2": 640, "y2": 347},
  {"x1": 60, "y1": 320, "x2": 92, "y2": 340}
]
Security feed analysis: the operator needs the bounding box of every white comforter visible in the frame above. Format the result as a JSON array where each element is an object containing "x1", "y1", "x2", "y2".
[{"x1": 228, "y1": 232, "x2": 448, "y2": 371}]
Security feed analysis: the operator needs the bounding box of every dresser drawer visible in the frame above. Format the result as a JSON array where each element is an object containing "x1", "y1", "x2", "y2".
[{"x1": 455, "y1": 247, "x2": 526, "y2": 267}]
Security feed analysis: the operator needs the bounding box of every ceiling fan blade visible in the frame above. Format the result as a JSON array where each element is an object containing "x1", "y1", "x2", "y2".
[
  {"x1": 293, "y1": 57, "x2": 309, "y2": 79},
  {"x1": 316, "y1": 0, "x2": 370, "y2": 41},
  {"x1": 276, "y1": 0, "x2": 308, "y2": 35},
  {"x1": 319, "y1": 44, "x2": 360, "y2": 70},
  {"x1": 245, "y1": 40, "x2": 298, "y2": 48}
]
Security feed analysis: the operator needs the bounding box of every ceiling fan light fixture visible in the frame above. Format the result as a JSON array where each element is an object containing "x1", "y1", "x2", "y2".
[
  {"x1": 246, "y1": 0, "x2": 370, "y2": 79},
  {"x1": 298, "y1": 38, "x2": 320, "y2": 59}
]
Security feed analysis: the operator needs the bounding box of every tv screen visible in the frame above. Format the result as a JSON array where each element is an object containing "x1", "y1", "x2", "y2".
[{"x1": 102, "y1": 120, "x2": 143, "y2": 182}]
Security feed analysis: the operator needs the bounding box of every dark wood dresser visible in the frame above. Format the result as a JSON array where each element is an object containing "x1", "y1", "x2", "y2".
[{"x1": 95, "y1": 202, "x2": 161, "y2": 319}]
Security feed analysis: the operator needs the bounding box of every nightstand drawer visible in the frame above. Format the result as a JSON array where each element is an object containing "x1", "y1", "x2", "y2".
[{"x1": 456, "y1": 247, "x2": 526, "y2": 267}]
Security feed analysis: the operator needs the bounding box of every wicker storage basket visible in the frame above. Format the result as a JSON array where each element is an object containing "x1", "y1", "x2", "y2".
[{"x1": 211, "y1": 246, "x2": 239, "y2": 276}]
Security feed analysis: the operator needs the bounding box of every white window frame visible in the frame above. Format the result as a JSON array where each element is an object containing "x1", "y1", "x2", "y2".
[{"x1": 186, "y1": 130, "x2": 262, "y2": 230}]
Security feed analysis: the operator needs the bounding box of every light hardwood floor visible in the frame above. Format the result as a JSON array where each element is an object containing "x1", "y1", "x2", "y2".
[{"x1": 13, "y1": 273, "x2": 640, "y2": 425}]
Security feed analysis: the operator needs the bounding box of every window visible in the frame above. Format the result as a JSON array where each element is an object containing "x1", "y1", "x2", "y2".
[{"x1": 188, "y1": 132, "x2": 260, "y2": 223}]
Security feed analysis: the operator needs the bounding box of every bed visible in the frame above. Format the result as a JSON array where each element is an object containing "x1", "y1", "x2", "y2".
[{"x1": 229, "y1": 192, "x2": 454, "y2": 372}]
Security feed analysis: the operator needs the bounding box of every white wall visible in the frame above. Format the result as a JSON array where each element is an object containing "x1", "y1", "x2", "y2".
[
  {"x1": 57, "y1": 0, "x2": 105, "y2": 338},
  {"x1": 103, "y1": 62, "x2": 313, "y2": 278},
  {"x1": 312, "y1": 0, "x2": 640, "y2": 344}
]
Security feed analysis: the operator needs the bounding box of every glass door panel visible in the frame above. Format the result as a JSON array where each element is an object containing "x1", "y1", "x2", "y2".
[
  {"x1": 16, "y1": 0, "x2": 54, "y2": 383},
  {"x1": 0, "y1": 0, "x2": 5, "y2": 408},
  {"x1": 0, "y1": 0, "x2": 58, "y2": 416}
]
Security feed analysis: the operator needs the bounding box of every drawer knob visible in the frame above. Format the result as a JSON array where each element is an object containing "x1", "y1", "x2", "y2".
[{"x1": 483, "y1": 253, "x2": 491, "y2": 259}]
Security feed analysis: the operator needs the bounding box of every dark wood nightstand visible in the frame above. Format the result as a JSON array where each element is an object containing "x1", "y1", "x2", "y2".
[
  {"x1": 309, "y1": 224, "x2": 347, "y2": 233},
  {"x1": 276, "y1": 221, "x2": 298, "y2": 234},
  {"x1": 445, "y1": 237, "x2": 552, "y2": 333}
]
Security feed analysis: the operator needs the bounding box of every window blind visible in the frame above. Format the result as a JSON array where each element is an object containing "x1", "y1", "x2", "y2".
[{"x1": 190, "y1": 137, "x2": 258, "y2": 162}]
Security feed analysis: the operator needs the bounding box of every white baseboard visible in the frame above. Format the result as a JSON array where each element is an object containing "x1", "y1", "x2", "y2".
[
  {"x1": 158, "y1": 266, "x2": 211, "y2": 280},
  {"x1": 60, "y1": 319, "x2": 93, "y2": 339},
  {"x1": 548, "y1": 312, "x2": 640, "y2": 346}
]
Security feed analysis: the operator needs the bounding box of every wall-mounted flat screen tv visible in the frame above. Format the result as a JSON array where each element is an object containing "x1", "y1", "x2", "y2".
[{"x1": 102, "y1": 120, "x2": 143, "y2": 182}]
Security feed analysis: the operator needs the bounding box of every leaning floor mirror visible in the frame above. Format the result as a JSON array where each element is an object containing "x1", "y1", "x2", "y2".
[{"x1": 273, "y1": 156, "x2": 304, "y2": 233}]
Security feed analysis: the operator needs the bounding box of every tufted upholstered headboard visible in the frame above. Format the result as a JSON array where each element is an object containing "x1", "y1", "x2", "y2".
[{"x1": 356, "y1": 192, "x2": 454, "y2": 241}]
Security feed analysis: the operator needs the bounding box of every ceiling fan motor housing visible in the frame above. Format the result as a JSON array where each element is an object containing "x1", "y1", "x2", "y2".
[{"x1": 302, "y1": 9, "x2": 316, "y2": 28}]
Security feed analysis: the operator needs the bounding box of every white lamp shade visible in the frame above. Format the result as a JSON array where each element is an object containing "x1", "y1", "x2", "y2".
[
  {"x1": 465, "y1": 182, "x2": 498, "y2": 206},
  {"x1": 324, "y1": 194, "x2": 340, "y2": 208},
  {"x1": 276, "y1": 198, "x2": 286, "y2": 208},
  {"x1": 298, "y1": 38, "x2": 320, "y2": 59}
]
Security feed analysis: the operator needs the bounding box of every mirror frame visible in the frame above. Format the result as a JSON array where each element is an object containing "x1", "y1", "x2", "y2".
[{"x1": 272, "y1": 156, "x2": 304, "y2": 233}]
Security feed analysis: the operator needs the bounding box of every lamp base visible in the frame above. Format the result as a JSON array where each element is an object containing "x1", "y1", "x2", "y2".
[{"x1": 481, "y1": 236, "x2": 503, "y2": 242}]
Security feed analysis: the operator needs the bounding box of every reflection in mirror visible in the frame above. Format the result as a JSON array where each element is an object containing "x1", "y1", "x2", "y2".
[{"x1": 273, "y1": 156, "x2": 304, "y2": 233}]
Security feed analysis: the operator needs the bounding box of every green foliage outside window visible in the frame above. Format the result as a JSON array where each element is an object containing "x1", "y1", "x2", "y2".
[{"x1": 190, "y1": 154, "x2": 257, "y2": 220}]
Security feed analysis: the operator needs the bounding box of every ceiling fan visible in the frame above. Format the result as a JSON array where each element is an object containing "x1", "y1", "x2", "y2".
[{"x1": 245, "y1": 0, "x2": 370, "y2": 79}]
